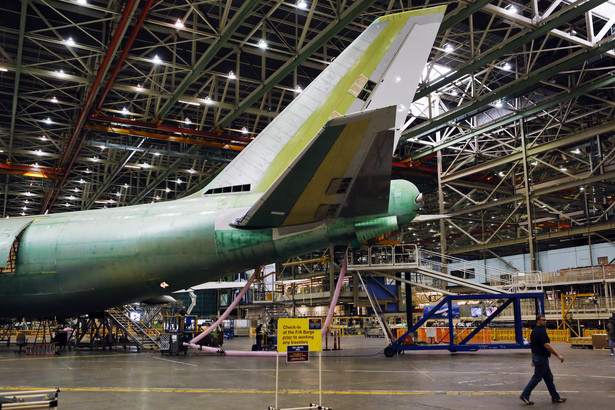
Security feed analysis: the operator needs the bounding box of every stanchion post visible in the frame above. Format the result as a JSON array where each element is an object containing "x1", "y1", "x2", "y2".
[{"x1": 275, "y1": 351, "x2": 279, "y2": 409}]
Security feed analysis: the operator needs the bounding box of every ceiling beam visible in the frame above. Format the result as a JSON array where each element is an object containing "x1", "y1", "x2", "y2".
[
  {"x1": 156, "y1": 0, "x2": 259, "y2": 120},
  {"x1": 416, "y1": 0, "x2": 608, "y2": 100},
  {"x1": 216, "y1": 0, "x2": 375, "y2": 130}
]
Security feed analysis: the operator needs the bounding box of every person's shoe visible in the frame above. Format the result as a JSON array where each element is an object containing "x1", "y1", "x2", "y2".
[
  {"x1": 610, "y1": 353, "x2": 613, "y2": 356},
  {"x1": 520, "y1": 396, "x2": 534, "y2": 405},
  {"x1": 552, "y1": 398, "x2": 567, "y2": 403}
]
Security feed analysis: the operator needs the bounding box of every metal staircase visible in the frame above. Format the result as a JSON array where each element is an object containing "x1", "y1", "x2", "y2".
[
  {"x1": 107, "y1": 307, "x2": 160, "y2": 351},
  {"x1": 265, "y1": 303, "x2": 291, "y2": 319}
]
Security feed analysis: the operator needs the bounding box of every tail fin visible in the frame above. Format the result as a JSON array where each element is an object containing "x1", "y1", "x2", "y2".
[{"x1": 203, "y1": 7, "x2": 445, "y2": 195}]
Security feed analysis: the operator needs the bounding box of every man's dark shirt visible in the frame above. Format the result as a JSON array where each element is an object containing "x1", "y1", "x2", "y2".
[{"x1": 530, "y1": 325, "x2": 550, "y2": 357}]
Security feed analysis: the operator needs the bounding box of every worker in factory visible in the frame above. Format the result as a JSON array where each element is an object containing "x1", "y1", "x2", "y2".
[{"x1": 520, "y1": 314, "x2": 566, "y2": 405}]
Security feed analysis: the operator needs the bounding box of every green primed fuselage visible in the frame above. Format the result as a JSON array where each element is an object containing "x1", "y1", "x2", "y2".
[{"x1": 0, "y1": 180, "x2": 420, "y2": 318}]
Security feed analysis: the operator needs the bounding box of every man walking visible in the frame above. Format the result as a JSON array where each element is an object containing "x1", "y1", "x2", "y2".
[{"x1": 520, "y1": 314, "x2": 567, "y2": 405}]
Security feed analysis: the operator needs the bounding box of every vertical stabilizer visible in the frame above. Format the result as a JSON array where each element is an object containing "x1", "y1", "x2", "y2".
[{"x1": 203, "y1": 6, "x2": 445, "y2": 195}]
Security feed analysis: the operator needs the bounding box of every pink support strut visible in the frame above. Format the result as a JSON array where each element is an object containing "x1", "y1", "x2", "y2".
[
  {"x1": 188, "y1": 274, "x2": 256, "y2": 345},
  {"x1": 185, "y1": 249, "x2": 348, "y2": 356},
  {"x1": 321, "y1": 249, "x2": 347, "y2": 337}
]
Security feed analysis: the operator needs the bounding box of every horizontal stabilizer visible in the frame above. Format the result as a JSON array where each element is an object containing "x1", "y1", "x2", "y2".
[{"x1": 234, "y1": 106, "x2": 397, "y2": 228}]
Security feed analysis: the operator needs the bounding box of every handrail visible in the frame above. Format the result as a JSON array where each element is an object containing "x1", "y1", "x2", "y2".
[{"x1": 347, "y1": 245, "x2": 543, "y2": 293}]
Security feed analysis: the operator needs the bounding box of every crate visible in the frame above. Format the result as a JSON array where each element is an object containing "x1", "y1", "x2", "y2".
[{"x1": 570, "y1": 337, "x2": 592, "y2": 348}]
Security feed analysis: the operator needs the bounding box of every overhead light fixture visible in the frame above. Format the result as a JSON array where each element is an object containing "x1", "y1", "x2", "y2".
[
  {"x1": 0, "y1": 67, "x2": 8, "y2": 72},
  {"x1": 450, "y1": 89, "x2": 458, "y2": 96},
  {"x1": 34, "y1": 150, "x2": 44, "y2": 156},
  {"x1": 122, "y1": 107, "x2": 129, "y2": 115},
  {"x1": 297, "y1": 0, "x2": 308, "y2": 10},
  {"x1": 165, "y1": 188, "x2": 171, "y2": 193},
  {"x1": 494, "y1": 100, "x2": 503, "y2": 108},
  {"x1": 179, "y1": 100, "x2": 200, "y2": 106},
  {"x1": 115, "y1": 192, "x2": 121, "y2": 197},
  {"x1": 56, "y1": 69, "x2": 67, "y2": 78},
  {"x1": 136, "y1": 84, "x2": 143, "y2": 92},
  {"x1": 77, "y1": 0, "x2": 87, "y2": 4},
  {"x1": 258, "y1": 39, "x2": 268, "y2": 50},
  {"x1": 502, "y1": 62, "x2": 512, "y2": 71},
  {"x1": 571, "y1": 148, "x2": 581, "y2": 154},
  {"x1": 241, "y1": 127, "x2": 248, "y2": 134},
  {"x1": 153, "y1": 55, "x2": 162, "y2": 65},
  {"x1": 185, "y1": 117, "x2": 191, "y2": 125},
  {"x1": 174, "y1": 19, "x2": 184, "y2": 29},
  {"x1": 78, "y1": 179, "x2": 86, "y2": 184},
  {"x1": 50, "y1": 96, "x2": 58, "y2": 103},
  {"x1": 176, "y1": 178, "x2": 183, "y2": 184},
  {"x1": 155, "y1": 196, "x2": 160, "y2": 200},
  {"x1": 444, "y1": 44, "x2": 454, "y2": 53},
  {"x1": 64, "y1": 37, "x2": 76, "y2": 47},
  {"x1": 506, "y1": 5, "x2": 518, "y2": 14},
  {"x1": 188, "y1": 168, "x2": 196, "y2": 174},
  {"x1": 294, "y1": 85, "x2": 302, "y2": 93},
  {"x1": 123, "y1": 183, "x2": 129, "y2": 189},
  {"x1": 228, "y1": 71, "x2": 236, "y2": 80},
  {"x1": 44, "y1": 117, "x2": 52, "y2": 124}
]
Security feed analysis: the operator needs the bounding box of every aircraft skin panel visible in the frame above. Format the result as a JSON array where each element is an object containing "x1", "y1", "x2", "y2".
[
  {"x1": 0, "y1": 216, "x2": 36, "y2": 268},
  {"x1": 204, "y1": 7, "x2": 445, "y2": 195},
  {"x1": 337, "y1": 129, "x2": 394, "y2": 218}
]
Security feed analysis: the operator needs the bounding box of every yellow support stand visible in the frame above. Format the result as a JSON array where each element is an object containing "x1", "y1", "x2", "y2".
[{"x1": 557, "y1": 293, "x2": 597, "y2": 337}]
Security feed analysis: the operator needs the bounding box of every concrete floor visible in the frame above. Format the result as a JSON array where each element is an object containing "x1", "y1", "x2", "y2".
[{"x1": 1, "y1": 336, "x2": 614, "y2": 409}]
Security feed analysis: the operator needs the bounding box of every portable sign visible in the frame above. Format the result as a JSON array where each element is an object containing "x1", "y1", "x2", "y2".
[
  {"x1": 277, "y1": 318, "x2": 322, "y2": 353},
  {"x1": 287, "y1": 344, "x2": 309, "y2": 362}
]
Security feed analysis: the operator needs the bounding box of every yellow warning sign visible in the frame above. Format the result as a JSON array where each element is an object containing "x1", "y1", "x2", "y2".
[{"x1": 277, "y1": 318, "x2": 322, "y2": 353}]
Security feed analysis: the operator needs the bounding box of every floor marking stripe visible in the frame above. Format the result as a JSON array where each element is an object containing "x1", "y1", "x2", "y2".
[
  {"x1": 153, "y1": 357, "x2": 198, "y2": 367},
  {"x1": 0, "y1": 387, "x2": 529, "y2": 396}
]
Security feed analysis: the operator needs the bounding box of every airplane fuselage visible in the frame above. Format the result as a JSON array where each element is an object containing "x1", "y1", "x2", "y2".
[{"x1": 0, "y1": 180, "x2": 419, "y2": 318}]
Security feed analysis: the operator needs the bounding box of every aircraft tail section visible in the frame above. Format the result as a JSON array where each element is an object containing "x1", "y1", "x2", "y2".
[
  {"x1": 234, "y1": 106, "x2": 396, "y2": 228},
  {"x1": 202, "y1": 7, "x2": 445, "y2": 196}
]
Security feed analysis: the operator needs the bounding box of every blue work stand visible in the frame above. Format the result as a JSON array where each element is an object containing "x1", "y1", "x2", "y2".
[{"x1": 384, "y1": 292, "x2": 544, "y2": 357}]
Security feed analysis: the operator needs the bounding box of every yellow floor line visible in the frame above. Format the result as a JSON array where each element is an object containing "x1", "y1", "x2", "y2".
[{"x1": 0, "y1": 387, "x2": 521, "y2": 396}]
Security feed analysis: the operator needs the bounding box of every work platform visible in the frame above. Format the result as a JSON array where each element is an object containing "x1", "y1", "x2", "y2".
[{"x1": 347, "y1": 244, "x2": 541, "y2": 294}]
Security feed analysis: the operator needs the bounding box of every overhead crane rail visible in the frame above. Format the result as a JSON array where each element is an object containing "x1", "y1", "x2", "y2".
[{"x1": 347, "y1": 244, "x2": 542, "y2": 294}]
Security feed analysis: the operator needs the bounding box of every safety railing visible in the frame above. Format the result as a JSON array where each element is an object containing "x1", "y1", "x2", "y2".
[{"x1": 347, "y1": 245, "x2": 537, "y2": 292}]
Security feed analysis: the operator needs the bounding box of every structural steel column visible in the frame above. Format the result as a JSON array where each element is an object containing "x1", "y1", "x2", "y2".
[{"x1": 520, "y1": 119, "x2": 536, "y2": 271}]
